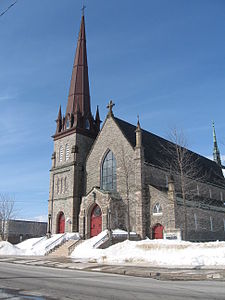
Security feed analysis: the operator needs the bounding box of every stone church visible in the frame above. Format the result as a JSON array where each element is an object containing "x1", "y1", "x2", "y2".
[{"x1": 48, "y1": 14, "x2": 225, "y2": 241}]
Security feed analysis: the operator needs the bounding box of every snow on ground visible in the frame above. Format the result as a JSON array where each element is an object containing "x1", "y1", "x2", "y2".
[
  {"x1": 1, "y1": 230, "x2": 225, "y2": 268},
  {"x1": 0, "y1": 233, "x2": 80, "y2": 256},
  {"x1": 71, "y1": 232, "x2": 225, "y2": 268},
  {"x1": 0, "y1": 241, "x2": 25, "y2": 255}
]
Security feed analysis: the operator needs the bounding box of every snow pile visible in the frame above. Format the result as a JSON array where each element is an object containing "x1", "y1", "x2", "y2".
[
  {"x1": 0, "y1": 241, "x2": 25, "y2": 256},
  {"x1": 0, "y1": 233, "x2": 80, "y2": 256},
  {"x1": 71, "y1": 235, "x2": 225, "y2": 268}
]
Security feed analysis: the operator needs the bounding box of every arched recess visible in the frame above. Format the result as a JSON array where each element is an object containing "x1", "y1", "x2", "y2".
[
  {"x1": 152, "y1": 223, "x2": 164, "y2": 239},
  {"x1": 90, "y1": 204, "x2": 102, "y2": 237},
  {"x1": 100, "y1": 149, "x2": 117, "y2": 192},
  {"x1": 57, "y1": 211, "x2": 65, "y2": 234}
]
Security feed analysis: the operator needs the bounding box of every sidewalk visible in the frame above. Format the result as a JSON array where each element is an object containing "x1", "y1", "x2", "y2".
[{"x1": 0, "y1": 255, "x2": 224, "y2": 281}]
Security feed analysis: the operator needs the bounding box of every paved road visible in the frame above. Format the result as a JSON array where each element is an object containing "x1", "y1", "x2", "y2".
[{"x1": 0, "y1": 262, "x2": 224, "y2": 300}]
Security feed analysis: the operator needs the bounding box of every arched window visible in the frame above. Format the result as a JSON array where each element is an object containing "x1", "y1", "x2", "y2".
[
  {"x1": 64, "y1": 177, "x2": 68, "y2": 192},
  {"x1": 65, "y1": 144, "x2": 69, "y2": 161},
  {"x1": 56, "y1": 179, "x2": 60, "y2": 194},
  {"x1": 85, "y1": 119, "x2": 90, "y2": 130},
  {"x1": 101, "y1": 150, "x2": 117, "y2": 191},
  {"x1": 60, "y1": 178, "x2": 63, "y2": 194},
  {"x1": 59, "y1": 146, "x2": 63, "y2": 162},
  {"x1": 66, "y1": 119, "x2": 70, "y2": 129},
  {"x1": 153, "y1": 203, "x2": 162, "y2": 215}
]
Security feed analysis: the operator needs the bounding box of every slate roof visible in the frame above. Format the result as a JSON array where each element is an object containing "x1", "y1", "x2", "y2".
[{"x1": 114, "y1": 117, "x2": 225, "y2": 188}]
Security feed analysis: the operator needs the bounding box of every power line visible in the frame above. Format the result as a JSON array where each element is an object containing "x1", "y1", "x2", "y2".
[{"x1": 0, "y1": 1, "x2": 17, "y2": 18}]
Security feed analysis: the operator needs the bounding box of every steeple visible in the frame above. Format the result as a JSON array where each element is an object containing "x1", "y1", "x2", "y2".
[
  {"x1": 54, "y1": 13, "x2": 100, "y2": 138},
  {"x1": 212, "y1": 121, "x2": 221, "y2": 166},
  {"x1": 66, "y1": 14, "x2": 91, "y2": 118}
]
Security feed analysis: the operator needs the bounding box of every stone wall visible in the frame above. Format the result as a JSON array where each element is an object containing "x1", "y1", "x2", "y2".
[
  {"x1": 85, "y1": 116, "x2": 142, "y2": 234},
  {"x1": 49, "y1": 131, "x2": 95, "y2": 233},
  {"x1": 175, "y1": 200, "x2": 225, "y2": 241}
]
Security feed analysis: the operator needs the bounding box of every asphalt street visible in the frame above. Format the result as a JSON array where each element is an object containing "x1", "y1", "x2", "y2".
[{"x1": 0, "y1": 262, "x2": 225, "y2": 300}]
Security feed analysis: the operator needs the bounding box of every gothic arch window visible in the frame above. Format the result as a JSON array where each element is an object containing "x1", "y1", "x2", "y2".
[
  {"x1": 101, "y1": 150, "x2": 117, "y2": 192},
  {"x1": 56, "y1": 179, "x2": 60, "y2": 194},
  {"x1": 85, "y1": 119, "x2": 90, "y2": 130},
  {"x1": 60, "y1": 178, "x2": 63, "y2": 194},
  {"x1": 65, "y1": 144, "x2": 69, "y2": 161},
  {"x1": 66, "y1": 119, "x2": 70, "y2": 129},
  {"x1": 153, "y1": 203, "x2": 162, "y2": 215},
  {"x1": 64, "y1": 177, "x2": 68, "y2": 192},
  {"x1": 59, "y1": 146, "x2": 63, "y2": 162}
]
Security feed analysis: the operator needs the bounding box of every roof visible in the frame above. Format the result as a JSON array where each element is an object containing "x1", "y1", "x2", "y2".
[{"x1": 114, "y1": 117, "x2": 225, "y2": 188}]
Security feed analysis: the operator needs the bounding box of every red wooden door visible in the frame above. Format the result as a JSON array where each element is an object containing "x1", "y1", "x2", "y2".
[
  {"x1": 58, "y1": 212, "x2": 65, "y2": 233},
  {"x1": 153, "y1": 224, "x2": 164, "y2": 239},
  {"x1": 90, "y1": 205, "x2": 102, "y2": 237}
]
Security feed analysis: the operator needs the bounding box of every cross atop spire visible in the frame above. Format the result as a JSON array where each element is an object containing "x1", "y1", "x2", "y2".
[
  {"x1": 81, "y1": 5, "x2": 86, "y2": 16},
  {"x1": 212, "y1": 121, "x2": 222, "y2": 167}
]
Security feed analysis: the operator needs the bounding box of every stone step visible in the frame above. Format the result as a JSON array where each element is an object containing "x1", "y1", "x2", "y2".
[{"x1": 48, "y1": 240, "x2": 79, "y2": 257}]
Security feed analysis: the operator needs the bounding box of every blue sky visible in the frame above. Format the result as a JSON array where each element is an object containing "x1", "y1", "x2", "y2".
[{"x1": 0, "y1": 0, "x2": 225, "y2": 221}]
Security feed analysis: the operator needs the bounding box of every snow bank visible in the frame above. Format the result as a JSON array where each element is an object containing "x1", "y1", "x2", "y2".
[
  {"x1": 71, "y1": 233, "x2": 225, "y2": 268},
  {"x1": 0, "y1": 241, "x2": 25, "y2": 256},
  {"x1": 0, "y1": 232, "x2": 80, "y2": 256}
]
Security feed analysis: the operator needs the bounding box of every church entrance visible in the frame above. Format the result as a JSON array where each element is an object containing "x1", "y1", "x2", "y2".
[
  {"x1": 57, "y1": 212, "x2": 65, "y2": 233},
  {"x1": 152, "y1": 224, "x2": 164, "y2": 239},
  {"x1": 90, "y1": 204, "x2": 102, "y2": 237}
]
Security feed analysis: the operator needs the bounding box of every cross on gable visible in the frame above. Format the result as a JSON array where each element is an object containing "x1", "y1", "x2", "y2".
[{"x1": 107, "y1": 100, "x2": 115, "y2": 117}]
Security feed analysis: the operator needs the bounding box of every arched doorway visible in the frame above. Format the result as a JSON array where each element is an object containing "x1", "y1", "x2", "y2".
[
  {"x1": 57, "y1": 212, "x2": 65, "y2": 233},
  {"x1": 152, "y1": 224, "x2": 164, "y2": 239},
  {"x1": 90, "y1": 204, "x2": 102, "y2": 237}
]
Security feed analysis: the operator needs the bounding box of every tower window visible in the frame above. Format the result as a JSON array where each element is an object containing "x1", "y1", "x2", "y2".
[
  {"x1": 65, "y1": 144, "x2": 69, "y2": 161},
  {"x1": 59, "y1": 146, "x2": 63, "y2": 162},
  {"x1": 85, "y1": 119, "x2": 90, "y2": 130},
  {"x1": 64, "y1": 177, "x2": 68, "y2": 192},
  {"x1": 101, "y1": 150, "x2": 117, "y2": 192},
  {"x1": 60, "y1": 178, "x2": 63, "y2": 194},
  {"x1": 66, "y1": 119, "x2": 70, "y2": 129},
  {"x1": 56, "y1": 179, "x2": 60, "y2": 194}
]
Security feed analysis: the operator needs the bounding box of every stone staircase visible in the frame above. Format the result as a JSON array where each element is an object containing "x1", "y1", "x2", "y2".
[{"x1": 48, "y1": 239, "x2": 80, "y2": 257}]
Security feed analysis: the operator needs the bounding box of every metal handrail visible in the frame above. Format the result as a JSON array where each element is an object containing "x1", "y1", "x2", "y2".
[
  {"x1": 31, "y1": 236, "x2": 47, "y2": 248},
  {"x1": 68, "y1": 239, "x2": 82, "y2": 256},
  {"x1": 45, "y1": 233, "x2": 67, "y2": 254},
  {"x1": 93, "y1": 231, "x2": 109, "y2": 249}
]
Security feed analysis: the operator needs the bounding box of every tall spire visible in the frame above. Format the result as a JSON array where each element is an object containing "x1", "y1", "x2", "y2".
[
  {"x1": 51, "y1": 12, "x2": 101, "y2": 138},
  {"x1": 212, "y1": 121, "x2": 221, "y2": 166},
  {"x1": 66, "y1": 14, "x2": 91, "y2": 118}
]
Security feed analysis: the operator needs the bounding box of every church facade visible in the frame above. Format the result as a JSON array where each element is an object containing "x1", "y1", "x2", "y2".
[{"x1": 48, "y1": 15, "x2": 225, "y2": 241}]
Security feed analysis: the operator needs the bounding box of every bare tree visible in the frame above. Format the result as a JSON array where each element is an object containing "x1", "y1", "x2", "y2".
[
  {"x1": 118, "y1": 147, "x2": 135, "y2": 240},
  {"x1": 0, "y1": 194, "x2": 15, "y2": 241},
  {"x1": 162, "y1": 128, "x2": 205, "y2": 240}
]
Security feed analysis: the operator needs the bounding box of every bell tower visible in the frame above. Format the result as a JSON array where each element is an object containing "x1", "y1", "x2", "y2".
[{"x1": 48, "y1": 13, "x2": 100, "y2": 234}]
